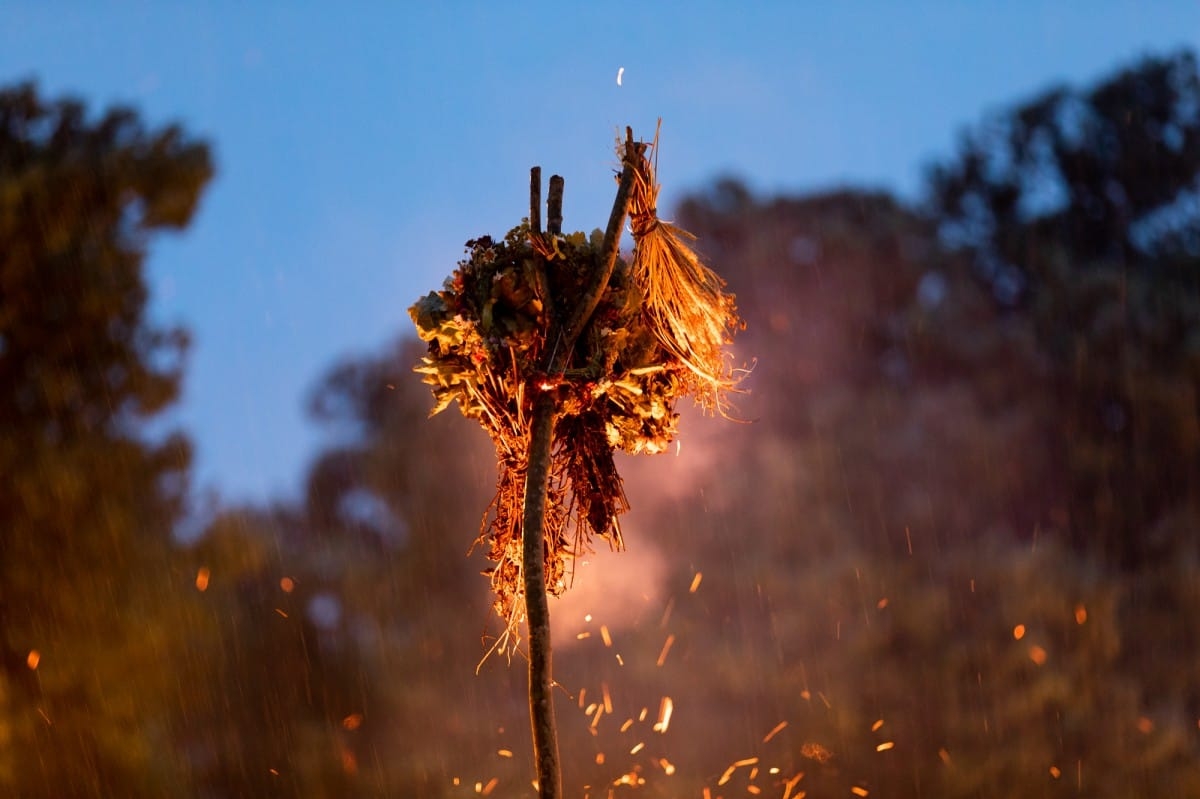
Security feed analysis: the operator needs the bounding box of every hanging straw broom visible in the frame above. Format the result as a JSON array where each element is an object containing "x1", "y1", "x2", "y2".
[{"x1": 626, "y1": 124, "x2": 745, "y2": 415}]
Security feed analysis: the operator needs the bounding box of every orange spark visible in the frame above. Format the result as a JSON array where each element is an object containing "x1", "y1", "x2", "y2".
[
  {"x1": 870, "y1": 719, "x2": 884, "y2": 732},
  {"x1": 656, "y1": 634, "x2": 675, "y2": 667},
  {"x1": 26, "y1": 650, "x2": 39, "y2": 670},
  {"x1": 653, "y1": 696, "x2": 673, "y2": 733},
  {"x1": 876, "y1": 742, "x2": 895, "y2": 752},
  {"x1": 1028, "y1": 645, "x2": 1047, "y2": 665},
  {"x1": 195, "y1": 567, "x2": 210, "y2": 592},
  {"x1": 851, "y1": 786, "x2": 869, "y2": 797},
  {"x1": 341, "y1": 713, "x2": 363, "y2": 730},
  {"x1": 280, "y1": 576, "x2": 295, "y2": 593},
  {"x1": 1012, "y1": 624, "x2": 1026, "y2": 640},
  {"x1": 600, "y1": 625, "x2": 612, "y2": 647},
  {"x1": 497, "y1": 749, "x2": 513, "y2": 758},
  {"x1": 1074, "y1": 604, "x2": 1087, "y2": 624},
  {"x1": 689, "y1": 572, "x2": 703, "y2": 593},
  {"x1": 762, "y1": 720, "x2": 788, "y2": 743}
]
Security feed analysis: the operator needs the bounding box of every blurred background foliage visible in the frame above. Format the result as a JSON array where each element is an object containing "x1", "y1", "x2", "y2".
[{"x1": 2, "y1": 50, "x2": 1199, "y2": 797}]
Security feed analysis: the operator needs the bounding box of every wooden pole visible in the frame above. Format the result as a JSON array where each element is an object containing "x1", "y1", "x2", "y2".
[{"x1": 521, "y1": 134, "x2": 639, "y2": 798}]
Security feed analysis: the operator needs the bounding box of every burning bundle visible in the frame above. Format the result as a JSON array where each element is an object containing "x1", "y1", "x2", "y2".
[{"x1": 409, "y1": 131, "x2": 744, "y2": 644}]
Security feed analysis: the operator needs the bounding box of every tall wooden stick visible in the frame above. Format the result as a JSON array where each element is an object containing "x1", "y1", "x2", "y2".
[{"x1": 522, "y1": 136, "x2": 639, "y2": 798}]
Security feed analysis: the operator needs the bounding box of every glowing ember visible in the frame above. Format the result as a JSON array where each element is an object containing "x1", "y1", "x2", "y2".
[
  {"x1": 658, "y1": 757, "x2": 676, "y2": 775},
  {"x1": 655, "y1": 633, "x2": 675, "y2": 666},
  {"x1": 576, "y1": 631, "x2": 591, "y2": 640},
  {"x1": 688, "y1": 571, "x2": 703, "y2": 593},
  {"x1": 1049, "y1": 765, "x2": 1061, "y2": 779},
  {"x1": 1013, "y1": 624, "x2": 1026, "y2": 640},
  {"x1": 630, "y1": 742, "x2": 644, "y2": 755},
  {"x1": 601, "y1": 682, "x2": 613, "y2": 714},
  {"x1": 851, "y1": 786, "x2": 869, "y2": 797},
  {"x1": 876, "y1": 742, "x2": 895, "y2": 752},
  {"x1": 194, "y1": 567, "x2": 210, "y2": 592},
  {"x1": 600, "y1": 625, "x2": 612, "y2": 647},
  {"x1": 876, "y1": 597, "x2": 888, "y2": 609},
  {"x1": 341, "y1": 713, "x2": 363, "y2": 730},
  {"x1": 497, "y1": 748, "x2": 513, "y2": 758},
  {"x1": 26, "y1": 650, "x2": 39, "y2": 670},
  {"x1": 870, "y1": 719, "x2": 884, "y2": 732},
  {"x1": 279, "y1": 576, "x2": 295, "y2": 593},
  {"x1": 762, "y1": 720, "x2": 788, "y2": 743},
  {"x1": 620, "y1": 718, "x2": 634, "y2": 732},
  {"x1": 800, "y1": 742, "x2": 832, "y2": 763},
  {"x1": 1074, "y1": 603, "x2": 1087, "y2": 624},
  {"x1": 1028, "y1": 645, "x2": 1048, "y2": 665},
  {"x1": 653, "y1": 696, "x2": 673, "y2": 733},
  {"x1": 274, "y1": 608, "x2": 288, "y2": 618}
]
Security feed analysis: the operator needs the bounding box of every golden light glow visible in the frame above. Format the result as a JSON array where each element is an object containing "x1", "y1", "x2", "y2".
[
  {"x1": 630, "y1": 742, "x2": 645, "y2": 755},
  {"x1": 620, "y1": 718, "x2": 634, "y2": 732},
  {"x1": 1012, "y1": 624, "x2": 1026, "y2": 640},
  {"x1": 689, "y1": 572, "x2": 703, "y2": 593},
  {"x1": 658, "y1": 757, "x2": 676, "y2": 775},
  {"x1": 876, "y1": 741, "x2": 895, "y2": 752},
  {"x1": 497, "y1": 749, "x2": 513, "y2": 758},
  {"x1": 600, "y1": 625, "x2": 612, "y2": 647},
  {"x1": 851, "y1": 786, "x2": 869, "y2": 797},
  {"x1": 601, "y1": 682, "x2": 613, "y2": 714},
  {"x1": 595, "y1": 752, "x2": 605, "y2": 765},
  {"x1": 870, "y1": 719, "x2": 884, "y2": 732},
  {"x1": 195, "y1": 567, "x2": 210, "y2": 592}
]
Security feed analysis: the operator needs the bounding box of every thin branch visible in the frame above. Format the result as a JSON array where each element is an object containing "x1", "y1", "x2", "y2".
[
  {"x1": 547, "y1": 175, "x2": 564, "y2": 235},
  {"x1": 521, "y1": 390, "x2": 561, "y2": 799},
  {"x1": 530, "y1": 166, "x2": 542, "y2": 234},
  {"x1": 560, "y1": 131, "x2": 642, "y2": 356}
]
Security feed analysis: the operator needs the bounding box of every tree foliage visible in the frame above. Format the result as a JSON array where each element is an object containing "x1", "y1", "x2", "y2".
[{"x1": 0, "y1": 84, "x2": 211, "y2": 795}]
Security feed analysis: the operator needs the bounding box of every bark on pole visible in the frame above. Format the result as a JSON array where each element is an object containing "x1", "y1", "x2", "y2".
[{"x1": 522, "y1": 137, "x2": 639, "y2": 798}]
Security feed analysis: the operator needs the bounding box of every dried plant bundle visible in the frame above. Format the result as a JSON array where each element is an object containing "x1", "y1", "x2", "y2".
[{"x1": 408, "y1": 133, "x2": 743, "y2": 652}]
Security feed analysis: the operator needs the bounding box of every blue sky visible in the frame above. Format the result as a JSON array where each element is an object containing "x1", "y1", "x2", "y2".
[{"x1": 3, "y1": 2, "x2": 1198, "y2": 503}]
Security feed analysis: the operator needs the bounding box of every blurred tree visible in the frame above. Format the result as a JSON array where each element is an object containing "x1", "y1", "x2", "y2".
[
  {"x1": 0, "y1": 83, "x2": 212, "y2": 795},
  {"x1": 925, "y1": 50, "x2": 1200, "y2": 569}
]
